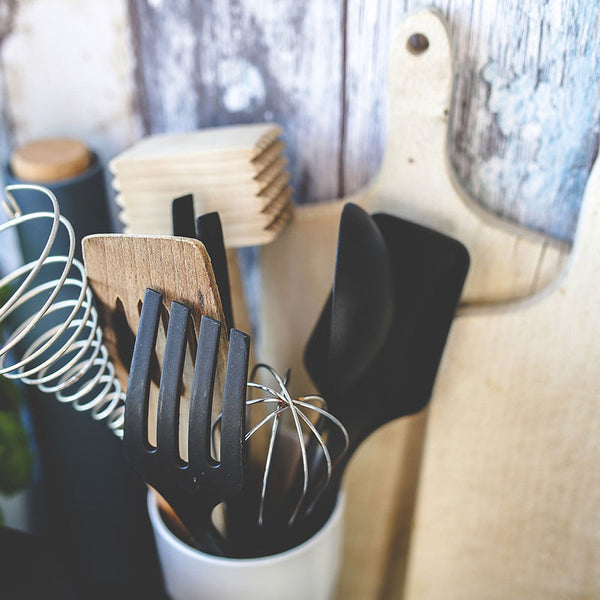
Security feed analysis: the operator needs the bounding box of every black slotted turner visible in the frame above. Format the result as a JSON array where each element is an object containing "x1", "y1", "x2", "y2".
[{"x1": 124, "y1": 288, "x2": 250, "y2": 556}]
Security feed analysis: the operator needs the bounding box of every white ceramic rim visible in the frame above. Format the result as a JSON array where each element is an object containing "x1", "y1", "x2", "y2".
[{"x1": 147, "y1": 489, "x2": 345, "y2": 566}]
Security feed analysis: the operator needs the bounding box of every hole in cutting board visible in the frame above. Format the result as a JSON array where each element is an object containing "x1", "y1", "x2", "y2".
[{"x1": 407, "y1": 33, "x2": 429, "y2": 54}]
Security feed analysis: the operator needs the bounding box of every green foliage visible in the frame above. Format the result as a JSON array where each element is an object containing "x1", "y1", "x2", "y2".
[
  {"x1": 0, "y1": 403, "x2": 34, "y2": 496},
  {"x1": 0, "y1": 283, "x2": 34, "y2": 506},
  {"x1": 0, "y1": 283, "x2": 11, "y2": 308}
]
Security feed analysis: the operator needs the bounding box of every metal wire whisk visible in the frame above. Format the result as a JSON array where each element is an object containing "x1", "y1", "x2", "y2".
[
  {"x1": 0, "y1": 184, "x2": 125, "y2": 436},
  {"x1": 214, "y1": 363, "x2": 349, "y2": 527}
]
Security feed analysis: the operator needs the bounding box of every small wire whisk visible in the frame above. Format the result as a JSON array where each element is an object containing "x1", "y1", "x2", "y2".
[
  {"x1": 213, "y1": 363, "x2": 349, "y2": 527},
  {"x1": 0, "y1": 184, "x2": 126, "y2": 436}
]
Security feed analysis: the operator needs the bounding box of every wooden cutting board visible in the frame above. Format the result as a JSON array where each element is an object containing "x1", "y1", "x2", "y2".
[
  {"x1": 257, "y1": 9, "x2": 571, "y2": 600},
  {"x1": 402, "y1": 141, "x2": 600, "y2": 600},
  {"x1": 259, "y1": 9, "x2": 569, "y2": 396},
  {"x1": 82, "y1": 234, "x2": 228, "y2": 459}
]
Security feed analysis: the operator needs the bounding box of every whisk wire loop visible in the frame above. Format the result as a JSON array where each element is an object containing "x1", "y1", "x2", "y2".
[{"x1": 213, "y1": 363, "x2": 348, "y2": 528}]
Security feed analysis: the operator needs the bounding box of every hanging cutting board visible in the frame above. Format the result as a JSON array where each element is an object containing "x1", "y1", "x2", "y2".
[
  {"x1": 401, "y1": 143, "x2": 600, "y2": 600},
  {"x1": 259, "y1": 9, "x2": 568, "y2": 398},
  {"x1": 258, "y1": 9, "x2": 571, "y2": 600}
]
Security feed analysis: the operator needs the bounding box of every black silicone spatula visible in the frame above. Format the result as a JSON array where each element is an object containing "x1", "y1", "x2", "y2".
[{"x1": 301, "y1": 203, "x2": 470, "y2": 527}]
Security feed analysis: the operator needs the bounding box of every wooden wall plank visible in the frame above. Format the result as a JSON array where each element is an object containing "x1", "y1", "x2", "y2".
[
  {"x1": 342, "y1": 0, "x2": 402, "y2": 197},
  {"x1": 128, "y1": 0, "x2": 345, "y2": 203},
  {"x1": 343, "y1": 0, "x2": 600, "y2": 242}
]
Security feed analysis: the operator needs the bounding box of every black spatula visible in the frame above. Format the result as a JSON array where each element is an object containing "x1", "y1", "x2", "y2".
[{"x1": 301, "y1": 203, "x2": 470, "y2": 529}]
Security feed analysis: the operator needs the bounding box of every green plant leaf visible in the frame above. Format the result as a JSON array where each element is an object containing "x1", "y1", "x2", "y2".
[{"x1": 0, "y1": 409, "x2": 34, "y2": 495}]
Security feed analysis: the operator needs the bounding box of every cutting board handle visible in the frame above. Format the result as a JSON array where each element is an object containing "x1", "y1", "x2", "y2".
[
  {"x1": 371, "y1": 9, "x2": 568, "y2": 306},
  {"x1": 374, "y1": 8, "x2": 452, "y2": 215}
]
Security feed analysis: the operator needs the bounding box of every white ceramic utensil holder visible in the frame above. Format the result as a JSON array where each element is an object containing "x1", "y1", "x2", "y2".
[{"x1": 147, "y1": 490, "x2": 345, "y2": 600}]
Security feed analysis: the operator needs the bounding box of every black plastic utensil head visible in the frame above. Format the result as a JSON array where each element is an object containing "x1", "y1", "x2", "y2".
[
  {"x1": 171, "y1": 195, "x2": 234, "y2": 331},
  {"x1": 305, "y1": 209, "x2": 470, "y2": 451},
  {"x1": 195, "y1": 212, "x2": 233, "y2": 331},
  {"x1": 305, "y1": 203, "x2": 394, "y2": 396},
  {"x1": 368, "y1": 213, "x2": 469, "y2": 423},
  {"x1": 300, "y1": 211, "x2": 469, "y2": 531},
  {"x1": 171, "y1": 194, "x2": 196, "y2": 239},
  {"x1": 124, "y1": 288, "x2": 250, "y2": 553}
]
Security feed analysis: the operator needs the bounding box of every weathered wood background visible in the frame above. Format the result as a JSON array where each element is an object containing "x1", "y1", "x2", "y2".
[
  {"x1": 0, "y1": 0, "x2": 598, "y2": 598},
  {"x1": 0, "y1": 0, "x2": 598, "y2": 246}
]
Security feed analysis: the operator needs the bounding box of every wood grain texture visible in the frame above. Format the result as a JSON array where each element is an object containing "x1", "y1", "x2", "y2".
[
  {"x1": 337, "y1": 412, "x2": 429, "y2": 600},
  {"x1": 125, "y1": 0, "x2": 600, "y2": 238},
  {"x1": 127, "y1": 0, "x2": 344, "y2": 203},
  {"x1": 364, "y1": 10, "x2": 568, "y2": 307},
  {"x1": 401, "y1": 140, "x2": 600, "y2": 600},
  {"x1": 109, "y1": 123, "x2": 293, "y2": 247},
  {"x1": 82, "y1": 234, "x2": 228, "y2": 459},
  {"x1": 0, "y1": 1, "x2": 596, "y2": 255}
]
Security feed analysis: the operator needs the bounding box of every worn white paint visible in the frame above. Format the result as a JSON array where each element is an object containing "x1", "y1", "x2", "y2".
[
  {"x1": 440, "y1": 0, "x2": 600, "y2": 241},
  {"x1": 218, "y1": 58, "x2": 266, "y2": 113},
  {"x1": 130, "y1": 0, "x2": 344, "y2": 202},
  {"x1": 344, "y1": 0, "x2": 600, "y2": 242},
  {"x1": 129, "y1": 0, "x2": 199, "y2": 133},
  {"x1": 0, "y1": 0, "x2": 596, "y2": 240}
]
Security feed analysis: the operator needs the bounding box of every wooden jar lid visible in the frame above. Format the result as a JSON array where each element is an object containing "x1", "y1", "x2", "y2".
[{"x1": 10, "y1": 138, "x2": 91, "y2": 182}]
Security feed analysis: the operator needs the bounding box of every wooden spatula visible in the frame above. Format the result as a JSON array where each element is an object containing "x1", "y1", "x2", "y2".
[{"x1": 82, "y1": 233, "x2": 228, "y2": 459}]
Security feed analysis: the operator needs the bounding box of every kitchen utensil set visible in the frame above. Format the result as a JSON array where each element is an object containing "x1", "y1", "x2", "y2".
[
  {"x1": 0, "y1": 122, "x2": 469, "y2": 569},
  {"x1": 110, "y1": 123, "x2": 293, "y2": 248},
  {"x1": 3, "y1": 8, "x2": 592, "y2": 597}
]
